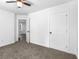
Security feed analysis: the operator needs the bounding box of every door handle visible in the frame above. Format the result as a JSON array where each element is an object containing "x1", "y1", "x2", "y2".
[
  {"x1": 27, "y1": 31, "x2": 30, "y2": 32},
  {"x1": 49, "y1": 32, "x2": 52, "y2": 34}
]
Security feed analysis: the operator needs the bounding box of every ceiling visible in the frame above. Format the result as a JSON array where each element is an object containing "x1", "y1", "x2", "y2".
[{"x1": 0, "y1": 0, "x2": 73, "y2": 14}]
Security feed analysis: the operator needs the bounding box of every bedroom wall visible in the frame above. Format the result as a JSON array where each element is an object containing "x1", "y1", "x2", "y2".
[
  {"x1": 29, "y1": 9, "x2": 50, "y2": 47},
  {"x1": 0, "y1": 9, "x2": 15, "y2": 47},
  {"x1": 29, "y1": 0, "x2": 78, "y2": 55}
]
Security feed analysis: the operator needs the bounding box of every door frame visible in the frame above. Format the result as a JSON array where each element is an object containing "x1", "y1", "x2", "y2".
[{"x1": 16, "y1": 17, "x2": 30, "y2": 43}]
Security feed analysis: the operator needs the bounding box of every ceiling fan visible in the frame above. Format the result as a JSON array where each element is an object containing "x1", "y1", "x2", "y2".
[{"x1": 6, "y1": 0, "x2": 31, "y2": 8}]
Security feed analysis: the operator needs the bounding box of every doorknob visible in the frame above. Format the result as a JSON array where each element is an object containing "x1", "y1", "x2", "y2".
[
  {"x1": 49, "y1": 32, "x2": 52, "y2": 34},
  {"x1": 27, "y1": 31, "x2": 30, "y2": 32}
]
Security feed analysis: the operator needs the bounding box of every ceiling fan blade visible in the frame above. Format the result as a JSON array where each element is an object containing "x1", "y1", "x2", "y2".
[
  {"x1": 23, "y1": 2, "x2": 31, "y2": 6},
  {"x1": 6, "y1": 1, "x2": 16, "y2": 3}
]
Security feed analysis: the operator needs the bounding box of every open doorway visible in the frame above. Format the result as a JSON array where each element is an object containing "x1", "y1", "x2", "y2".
[
  {"x1": 16, "y1": 17, "x2": 30, "y2": 43},
  {"x1": 18, "y1": 20, "x2": 26, "y2": 42}
]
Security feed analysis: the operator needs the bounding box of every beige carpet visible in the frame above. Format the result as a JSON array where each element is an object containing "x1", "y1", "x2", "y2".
[{"x1": 0, "y1": 40, "x2": 77, "y2": 59}]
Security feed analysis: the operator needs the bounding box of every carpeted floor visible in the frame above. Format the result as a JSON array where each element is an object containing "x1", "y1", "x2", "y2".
[{"x1": 0, "y1": 40, "x2": 77, "y2": 59}]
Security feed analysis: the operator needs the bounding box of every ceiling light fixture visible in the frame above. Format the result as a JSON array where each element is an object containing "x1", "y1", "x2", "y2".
[{"x1": 17, "y1": 1, "x2": 22, "y2": 8}]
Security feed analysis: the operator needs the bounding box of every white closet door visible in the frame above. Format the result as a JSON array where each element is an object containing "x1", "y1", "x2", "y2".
[{"x1": 50, "y1": 12, "x2": 67, "y2": 51}]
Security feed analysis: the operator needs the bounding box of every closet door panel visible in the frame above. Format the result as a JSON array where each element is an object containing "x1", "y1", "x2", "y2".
[{"x1": 50, "y1": 12, "x2": 68, "y2": 51}]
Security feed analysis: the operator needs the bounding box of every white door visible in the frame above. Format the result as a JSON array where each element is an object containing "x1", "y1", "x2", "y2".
[
  {"x1": 26, "y1": 18, "x2": 30, "y2": 43},
  {"x1": 49, "y1": 12, "x2": 68, "y2": 51}
]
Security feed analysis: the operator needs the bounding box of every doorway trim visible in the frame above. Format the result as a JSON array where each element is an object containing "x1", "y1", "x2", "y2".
[{"x1": 15, "y1": 16, "x2": 30, "y2": 43}]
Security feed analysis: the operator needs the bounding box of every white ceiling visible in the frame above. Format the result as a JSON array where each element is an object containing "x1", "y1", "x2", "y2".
[{"x1": 0, "y1": 0, "x2": 73, "y2": 14}]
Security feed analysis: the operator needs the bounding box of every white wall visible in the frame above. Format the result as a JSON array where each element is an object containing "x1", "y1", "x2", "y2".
[
  {"x1": 0, "y1": 9, "x2": 15, "y2": 47},
  {"x1": 29, "y1": 9, "x2": 50, "y2": 47},
  {"x1": 29, "y1": 0, "x2": 78, "y2": 55}
]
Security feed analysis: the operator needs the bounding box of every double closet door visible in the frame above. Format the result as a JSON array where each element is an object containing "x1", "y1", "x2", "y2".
[{"x1": 49, "y1": 11, "x2": 69, "y2": 51}]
